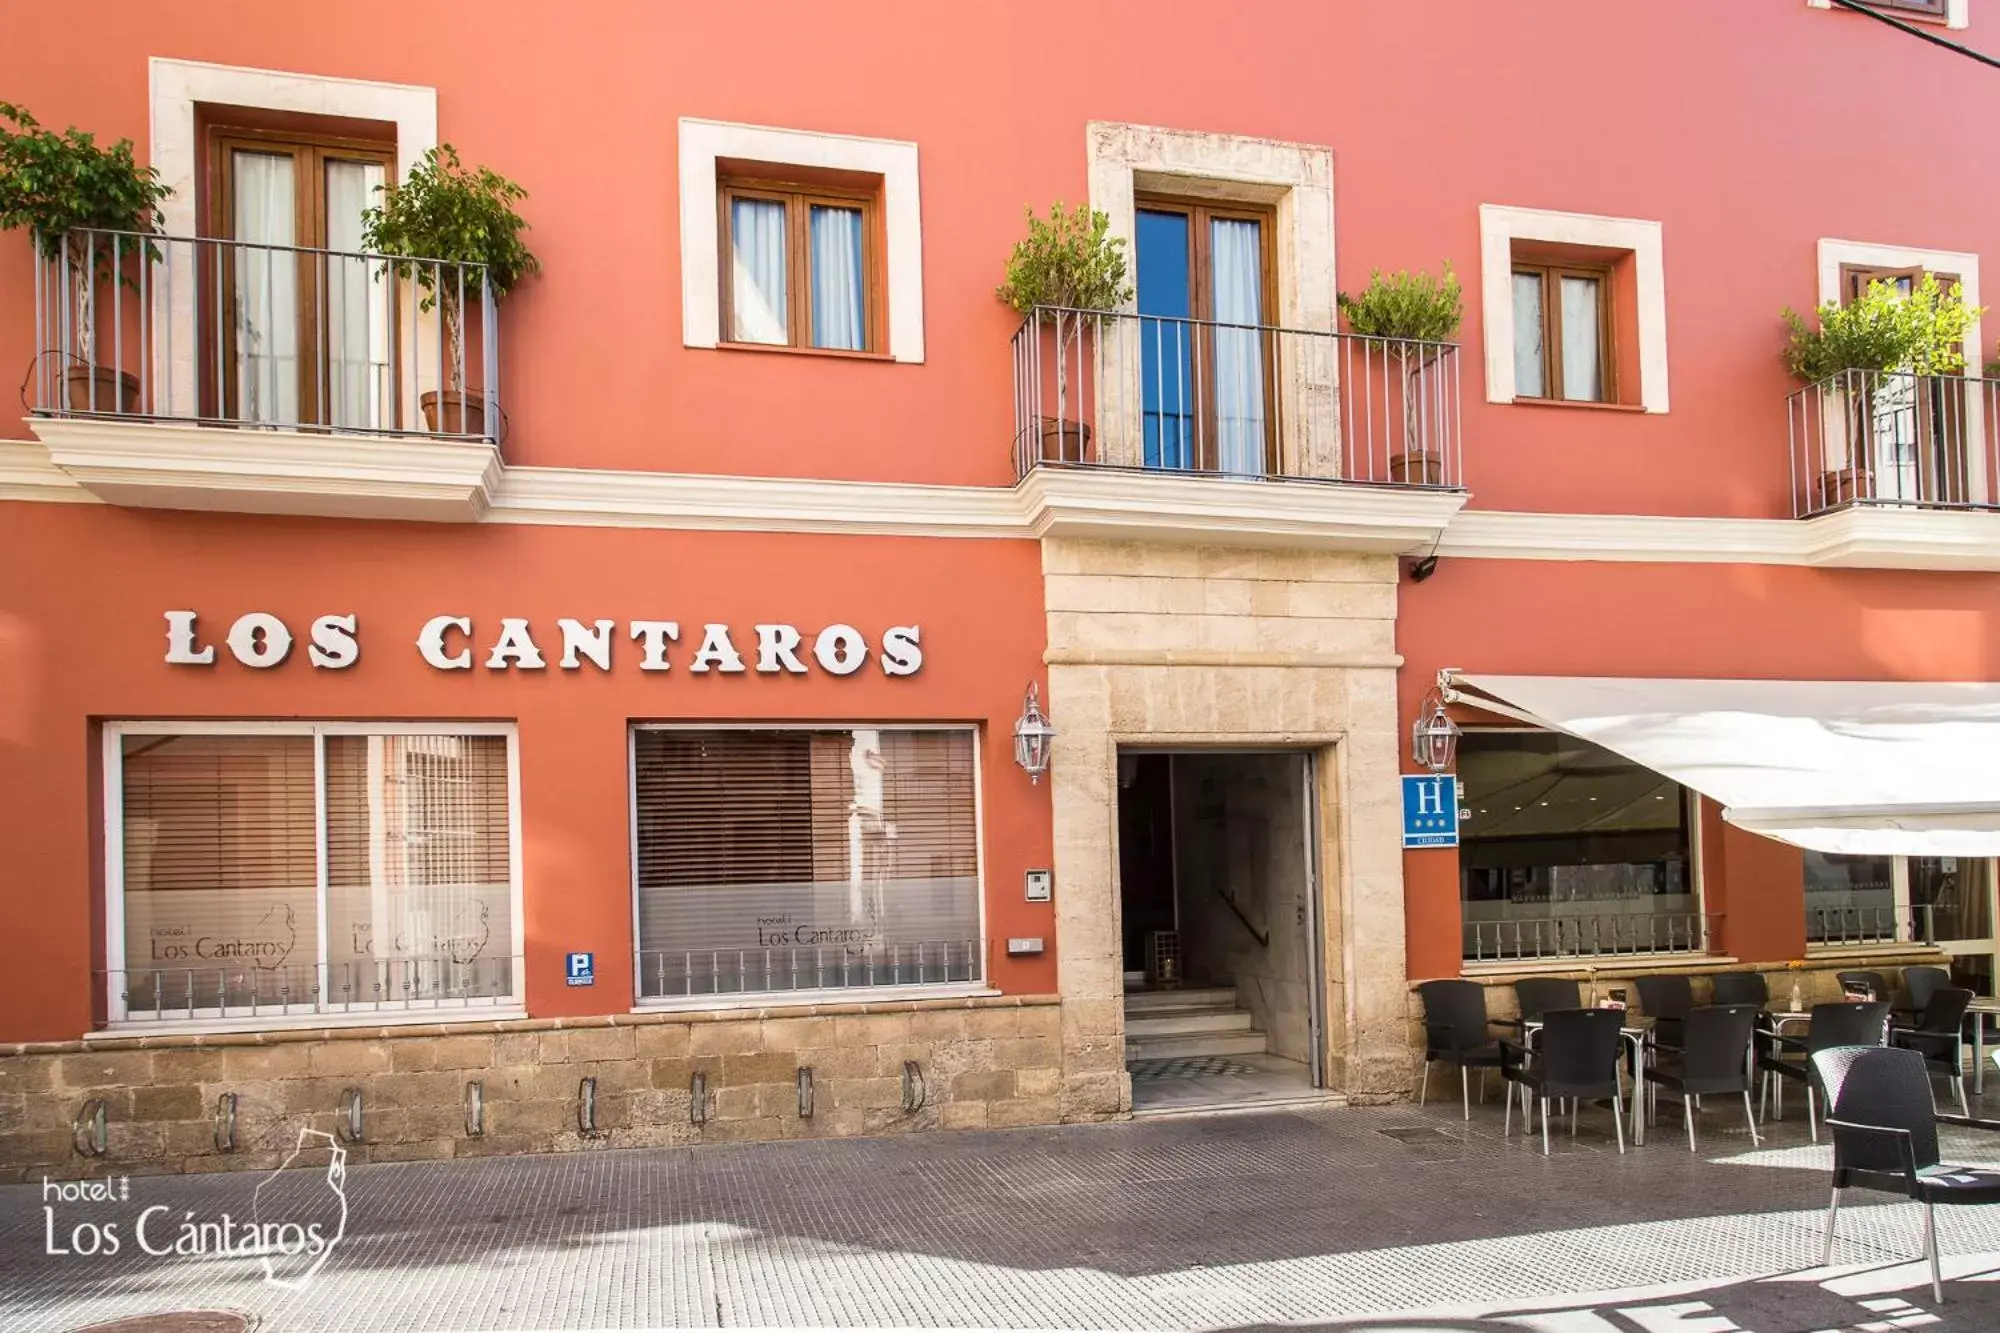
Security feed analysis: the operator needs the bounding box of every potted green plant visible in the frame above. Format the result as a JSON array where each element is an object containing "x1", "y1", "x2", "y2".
[
  {"x1": 1338, "y1": 263, "x2": 1463, "y2": 485},
  {"x1": 997, "y1": 201, "x2": 1131, "y2": 463},
  {"x1": 361, "y1": 144, "x2": 539, "y2": 435},
  {"x1": 1783, "y1": 274, "x2": 1980, "y2": 502},
  {"x1": 0, "y1": 102, "x2": 170, "y2": 414}
]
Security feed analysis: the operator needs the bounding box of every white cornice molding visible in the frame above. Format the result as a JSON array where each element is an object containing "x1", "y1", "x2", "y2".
[
  {"x1": 1439, "y1": 508, "x2": 2000, "y2": 570},
  {"x1": 26, "y1": 419, "x2": 500, "y2": 521},
  {"x1": 490, "y1": 464, "x2": 1020, "y2": 537},
  {"x1": 1017, "y1": 466, "x2": 1464, "y2": 553},
  {"x1": 9, "y1": 427, "x2": 2000, "y2": 571}
]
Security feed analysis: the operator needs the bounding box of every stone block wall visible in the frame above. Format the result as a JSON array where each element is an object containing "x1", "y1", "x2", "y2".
[
  {"x1": 0, "y1": 994, "x2": 1063, "y2": 1181},
  {"x1": 1040, "y1": 539, "x2": 1409, "y2": 1107}
]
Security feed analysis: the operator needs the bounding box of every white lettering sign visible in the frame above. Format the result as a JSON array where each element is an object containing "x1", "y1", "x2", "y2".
[{"x1": 164, "y1": 613, "x2": 924, "y2": 678}]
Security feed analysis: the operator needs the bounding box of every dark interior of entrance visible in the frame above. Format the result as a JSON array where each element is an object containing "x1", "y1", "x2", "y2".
[{"x1": 1117, "y1": 751, "x2": 1323, "y2": 1109}]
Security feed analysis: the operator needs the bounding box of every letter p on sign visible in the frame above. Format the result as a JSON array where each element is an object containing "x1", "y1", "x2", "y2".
[{"x1": 565, "y1": 952, "x2": 595, "y2": 987}]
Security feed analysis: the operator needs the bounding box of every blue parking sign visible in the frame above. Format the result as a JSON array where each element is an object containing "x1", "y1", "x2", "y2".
[
  {"x1": 1401, "y1": 774, "x2": 1459, "y2": 849},
  {"x1": 565, "y1": 951, "x2": 595, "y2": 987}
]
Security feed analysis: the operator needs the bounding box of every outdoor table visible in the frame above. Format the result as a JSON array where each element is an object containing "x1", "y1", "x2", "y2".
[
  {"x1": 1971, "y1": 997, "x2": 2000, "y2": 1094},
  {"x1": 1519, "y1": 1012, "x2": 1651, "y2": 1147}
]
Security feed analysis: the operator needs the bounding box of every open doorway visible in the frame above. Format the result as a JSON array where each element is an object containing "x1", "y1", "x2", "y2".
[{"x1": 1118, "y1": 749, "x2": 1329, "y2": 1112}]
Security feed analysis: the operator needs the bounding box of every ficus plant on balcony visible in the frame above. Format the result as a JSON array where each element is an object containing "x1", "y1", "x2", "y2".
[
  {"x1": 997, "y1": 201, "x2": 1132, "y2": 464},
  {"x1": 1782, "y1": 275, "x2": 1982, "y2": 502},
  {"x1": 1338, "y1": 264, "x2": 1463, "y2": 485},
  {"x1": 360, "y1": 144, "x2": 539, "y2": 436},
  {"x1": 0, "y1": 101, "x2": 170, "y2": 414}
]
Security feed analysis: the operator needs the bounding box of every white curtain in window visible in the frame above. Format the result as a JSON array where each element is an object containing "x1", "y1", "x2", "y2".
[
  {"x1": 1512, "y1": 273, "x2": 1546, "y2": 398},
  {"x1": 324, "y1": 160, "x2": 389, "y2": 430},
  {"x1": 1210, "y1": 217, "x2": 1267, "y2": 475},
  {"x1": 810, "y1": 205, "x2": 866, "y2": 351},
  {"x1": 1560, "y1": 275, "x2": 1603, "y2": 402},
  {"x1": 232, "y1": 151, "x2": 300, "y2": 425},
  {"x1": 730, "y1": 198, "x2": 789, "y2": 344}
]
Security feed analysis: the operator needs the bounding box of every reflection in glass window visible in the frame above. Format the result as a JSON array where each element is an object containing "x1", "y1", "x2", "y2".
[
  {"x1": 1804, "y1": 851, "x2": 1894, "y2": 943},
  {"x1": 1458, "y1": 731, "x2": 1691, "y2": 959}
]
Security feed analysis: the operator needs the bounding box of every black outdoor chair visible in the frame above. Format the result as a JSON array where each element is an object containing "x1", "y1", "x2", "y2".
[
  {"x1": 1837, "y1": 970, "x2": 1892, "y2": 1002},
  {"x1": 1764, "y1": 1000, "x2": 1891, "y2": 1141},
  {"x1": 1815, "y1": 1045, "x2": 2000, "y2": 1303},
  {"x1": 1896, "y1": 965, "x2": 1953, "y2": 1023},
  {"x1": 1892, "y1": 985, "x2": 1976, "y2": 1118},
  {"x1": 1643, "y1": 1004, "x2": 1761, "y2": 1152},
  {"x1": 1706, "y1": 972, "x2": 1769, "y2": 1008},
  {"x1": 1633, "y1": 975, "x2": 1695, "y2": 1051},
  {"x1": 1506, "y1": 978, "x2": 1583, "y2": 1029},
  {"x1": 1416, "y1": 979, "x2": 1505, "y2": 1120},
  {"x1": 1501, "y1": 1007, "x2": 1627, "y2": 1155}
]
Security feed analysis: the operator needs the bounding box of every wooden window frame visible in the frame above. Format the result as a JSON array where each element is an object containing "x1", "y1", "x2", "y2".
[
  {"x1": 1132, "y1": 193, "x2": 1281, "y2": 473},
  {"x1": 1511, "y1": 262, "x2": 1617, "y2": 404},
  {"x1": 717, "y1": 174, "x2": 885, "y2": 356},
  {"x1": 205, "y1": 124, "x2": 399, "y2": 427}
]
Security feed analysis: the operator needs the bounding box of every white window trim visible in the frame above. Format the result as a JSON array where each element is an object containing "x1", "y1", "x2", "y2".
[
  {"x1": 678, "y1": 118, "x2": 923, "y2": 363},
  {"x1": 1806, "y1": 0, "x2": 1968, "y2": 29},
  {"x1": 1479, "y1": 204, "x2": 1670, "y2": 413},
  {"x1": 1085, "y1": 120, "x2": 1337, "y2": 472},
  {"x1": 1816, "y1": 237, "x2": 1987, "y2": 501},
  {"x1": 148, "y1": 59, "x2": 440, "y2": 431},
  {"x1": 627, "y1": 721, "x2": 986, "y2": 1009},
  {"x1": 103, "y1": 719, "x2": 523, "y2": 1027}
]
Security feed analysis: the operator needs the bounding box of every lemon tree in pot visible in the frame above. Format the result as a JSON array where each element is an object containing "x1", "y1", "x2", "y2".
[
  {"x1": 0, "y1": 101, "x2": 169, "y2": 415},
  {"x1": 997, "y1": 202, "x2": 1131, "y2": 464},
  {"x1": 361, "y1": 144, "x2": 538, "y2": 437},
  {"x1": 1783, "y1": 274, "x2": 1979, "y2": 503},
  {"x1": 1338, "y1": 263, "x2": 1462, "y2": 485}
]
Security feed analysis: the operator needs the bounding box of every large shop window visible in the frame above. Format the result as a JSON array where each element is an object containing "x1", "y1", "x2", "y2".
[
  {"x1": 1807, "y1": 853, "x2": 1996, "y2": 993},
  {"x1": 108, "y1": 725, "x2": 519, "y2": 1025},
  {"x1": 1458, "y1": 731, "x2": 1698, "y2": 962},
  {"x1": 632, "y1": 727, "x2": 982, "y2": 1001}
]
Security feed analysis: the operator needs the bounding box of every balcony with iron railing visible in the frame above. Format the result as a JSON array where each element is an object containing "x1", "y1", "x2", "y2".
[
  {"x1": 23, "y1": 228, "x2": 505, "y2": 520},
  {"x1": 1009, "y1": 307, "x2": 1469, "y2": 550},
  {"x1": 1787, "y1": 368, "x2": 2000, "y2": 533}
]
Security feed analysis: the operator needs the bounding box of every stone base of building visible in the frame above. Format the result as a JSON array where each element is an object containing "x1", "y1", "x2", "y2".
[{"x1": 1, "y1": 995, "x2": 1071, "y2": 1181}]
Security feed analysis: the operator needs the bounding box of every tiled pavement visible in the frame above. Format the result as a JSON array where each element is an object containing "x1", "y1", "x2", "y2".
[{"x1": 1, "y1": 1092, "x2": 1997, "y2": 1332}]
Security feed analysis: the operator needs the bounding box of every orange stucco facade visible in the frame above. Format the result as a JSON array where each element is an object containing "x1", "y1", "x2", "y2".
[{"x1": 2, "y1": 0, "x2": 1998, "y2": 1169}]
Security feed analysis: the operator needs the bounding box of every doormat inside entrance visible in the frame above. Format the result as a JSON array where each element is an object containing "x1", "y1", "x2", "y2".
[{"x1": 1128, "y1": 1056, "x2": 1259, "y2": 1080}]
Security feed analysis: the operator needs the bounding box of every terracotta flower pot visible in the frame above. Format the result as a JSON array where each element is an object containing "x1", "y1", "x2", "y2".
[
  {"x1": 1819, "y1": 468, "x2": 1875, "y2": 506},
  {"x1": 420, "y1": 388, "x2": 490, "y2": 437},
  {"x1": 1037, "y1": 416, "x2": 1092, "y2": 464},
  {"x1": 64, "y1": 365, "x2": 141, "y2": 415},
  {"x1": 1389, "y1": 450, "x2": 1444, "y2": 486}
]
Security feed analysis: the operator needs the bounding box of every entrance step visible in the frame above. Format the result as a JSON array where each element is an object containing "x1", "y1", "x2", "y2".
[
  {"x1": 1125, "y1": 1030, "x2": 1271, "y2": 1060},
  {"x1": 1122, "y1": 983, "x2": 1269, "y2": 1060},
  {"x1": 1122, "y1": 987, "x2": 1239, "y2": 1013},
  {"x1": 1125, "y1": 1007, "x2": 1253, "y2": 1038}
]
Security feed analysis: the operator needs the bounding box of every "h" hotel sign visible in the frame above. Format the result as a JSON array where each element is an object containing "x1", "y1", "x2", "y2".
[{"x1": 1400, "y1": 774, "x2": 1460, "y2": 849}]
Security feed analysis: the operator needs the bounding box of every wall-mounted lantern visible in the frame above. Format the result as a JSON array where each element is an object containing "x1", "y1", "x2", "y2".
[
  {"x1": 1013, "y1": 683, "x2": 1055, "y2": 784},
  {"x1": 1412, "y1": 670, "x2": 1462, "y2": 775}
]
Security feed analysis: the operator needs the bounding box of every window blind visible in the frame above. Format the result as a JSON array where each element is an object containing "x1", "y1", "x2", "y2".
[
  {"x1": 119, "y1": 734, "x2": 319, "y2": 1011},
  {"x1": 324, "y1": 734, "x2": 512, "y2": 973},
  {"x1": 633, "y1": 727, "x2": 982, "y2": 996},
  {"x1": 114, "y1": 728, "x2": 517, "y2": 1020}
]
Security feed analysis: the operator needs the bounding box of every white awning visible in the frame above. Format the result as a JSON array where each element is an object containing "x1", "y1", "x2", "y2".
[{"x1": 1446, "y1": 674, "x2": 2000, "y2": 856}]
